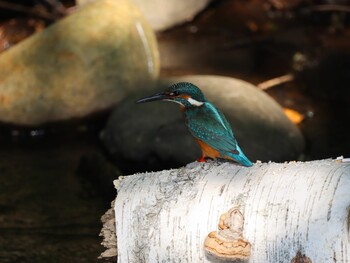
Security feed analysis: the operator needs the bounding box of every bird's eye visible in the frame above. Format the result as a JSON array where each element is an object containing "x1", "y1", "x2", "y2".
[{"x1": 170, "y1": 91, "x2": 179, "y2": 96}]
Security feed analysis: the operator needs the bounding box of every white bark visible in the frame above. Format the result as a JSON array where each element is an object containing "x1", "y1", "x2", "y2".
[{"x1": 111, "y1": 159, "x2": 350, "y2": 263}]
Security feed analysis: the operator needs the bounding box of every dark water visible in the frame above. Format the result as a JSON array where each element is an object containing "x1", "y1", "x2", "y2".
[{"x1": 0, "y1": 131, "x2": 110, "y2": 262}]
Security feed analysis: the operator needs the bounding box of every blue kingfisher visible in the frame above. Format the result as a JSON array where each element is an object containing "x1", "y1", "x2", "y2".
[{"x1": 136, "y1": 82, "x2": 253, "y2": 167}]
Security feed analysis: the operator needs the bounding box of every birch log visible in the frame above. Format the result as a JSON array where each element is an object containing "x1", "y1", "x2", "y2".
[{"x1": 100, "y1": 158, "x2": 350, "y2": 263}]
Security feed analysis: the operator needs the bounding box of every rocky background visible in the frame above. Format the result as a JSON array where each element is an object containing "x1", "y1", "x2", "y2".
[{"x1": 0, "y1": 0, "x2": 349, "y2": 261}]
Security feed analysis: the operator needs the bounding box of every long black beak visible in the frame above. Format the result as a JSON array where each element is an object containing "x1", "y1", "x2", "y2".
[{"x1": 136, "y1": 92, "x2": 169, "y2": 104}]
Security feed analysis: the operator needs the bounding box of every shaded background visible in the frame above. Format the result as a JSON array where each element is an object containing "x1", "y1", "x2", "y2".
[{"x1": 0, "y1": 0, "x2": 349, "y2": 261}]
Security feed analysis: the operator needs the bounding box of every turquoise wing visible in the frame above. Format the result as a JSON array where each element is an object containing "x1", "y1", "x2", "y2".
[
  {"x1": 185, "y1": 103, "x2": 238, "y2": 154},
  {"x1": 185, "y1": 102, "x2": 253, "y2": 167}
]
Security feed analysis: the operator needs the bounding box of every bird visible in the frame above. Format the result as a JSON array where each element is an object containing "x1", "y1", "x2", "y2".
[{"x1": 136, "y1": 82, "x2": 253, "y2": 167}]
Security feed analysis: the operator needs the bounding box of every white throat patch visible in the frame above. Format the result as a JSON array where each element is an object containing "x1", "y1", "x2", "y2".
[{"x1": 187, "y1": 97, "x2": 203, "y2": 106}]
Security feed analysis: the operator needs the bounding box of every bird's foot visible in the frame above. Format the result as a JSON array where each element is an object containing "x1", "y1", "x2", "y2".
[
  {"x1": 197, "y1": 156, "x2": 206, "y2": 162},
  {"x1": 197, "y1": 156, "x2": 215, "y2": 162}
]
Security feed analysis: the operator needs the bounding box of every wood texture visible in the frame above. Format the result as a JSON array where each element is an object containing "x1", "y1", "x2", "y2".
[{"x1": 101, "y1": 159, "x2": 350, "y2": 262}]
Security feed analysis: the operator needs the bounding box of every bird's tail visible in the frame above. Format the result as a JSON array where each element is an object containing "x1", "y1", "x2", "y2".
[{"x1": 227, "y1": 145, "x2": 253, "y2": 167}]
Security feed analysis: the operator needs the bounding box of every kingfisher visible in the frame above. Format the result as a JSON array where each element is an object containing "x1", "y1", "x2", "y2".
[{"x1": 136, "y1": 82, "x2": 253, "y2": 167}]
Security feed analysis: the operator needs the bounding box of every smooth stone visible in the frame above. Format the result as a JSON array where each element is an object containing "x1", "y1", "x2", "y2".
[
  {"x1": 77, "y1": 0, "x2": 212, "y2": 31},
  {"x1": 101, "y1": 75, "x2": 304, "y2": 172},
  {"x1": 101, "y1": 89, "x2": 197, "y2": 173},
  {"x1": 0, "y1": 0, "x2": 159, "y2": 125},
  {"x1": 130, "y1": 0, "x2": 212, "y2": 31}
]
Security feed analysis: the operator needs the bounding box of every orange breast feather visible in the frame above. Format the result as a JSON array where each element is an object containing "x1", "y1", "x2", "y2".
[{"x1": 196, "y1": 139, "x2": 222, "y2": 159}]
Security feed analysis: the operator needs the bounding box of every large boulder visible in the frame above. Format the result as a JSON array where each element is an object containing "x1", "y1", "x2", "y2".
[
  {"x1": 101, "y1": 75, "x2": 304, "y2": 172},
  {"x1": 130, "y1": 0, "x2": 212, "y2": 31},
  {"x1": 101, "y1": 90, "x2": 198, "y2": 172},
  {"x1": 77, "y1": 0, "x2": 213, "y2": 31},
  {"x1": 0, "y1": 0, "x2": 159, "y2": 126}
]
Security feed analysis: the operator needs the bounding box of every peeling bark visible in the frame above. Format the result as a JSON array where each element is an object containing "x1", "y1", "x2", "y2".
[
  {"x1": 100, "y1": 159, "x2": 350, "y2": 262},
  {"x1": 99, "y1": 200, "x2": 117, "y2": 262}
]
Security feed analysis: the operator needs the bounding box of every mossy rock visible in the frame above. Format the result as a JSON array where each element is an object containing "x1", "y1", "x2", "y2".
[{"x1": 0, "y1": 0, "x2": 159, "y2": 125}]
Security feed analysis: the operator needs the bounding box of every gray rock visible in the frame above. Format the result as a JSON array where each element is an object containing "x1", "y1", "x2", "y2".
[
  {"x1": 101, "y1": 75, "x2": 304, "y2": 172},
  {"x1": 101, "y1": 87, "x2": 199, "y2": 172},
  {"x1": 0, "y1": 0, "x2": 159, "y2": 125}
]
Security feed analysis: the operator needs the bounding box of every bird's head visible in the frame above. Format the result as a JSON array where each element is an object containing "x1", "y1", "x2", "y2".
[{"x1": 136, "y1": 82, "x2": 207, "y2": 108}]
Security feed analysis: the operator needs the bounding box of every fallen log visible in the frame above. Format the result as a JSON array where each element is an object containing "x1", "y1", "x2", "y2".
[{"x1": 100, "y1": 158, "x2": 350, "y2": 262}]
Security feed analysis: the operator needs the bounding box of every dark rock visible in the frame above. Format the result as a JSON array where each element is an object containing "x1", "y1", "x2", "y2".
[{"x1": 101, "y1": 87, "x2": 200, "y2": 173}]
